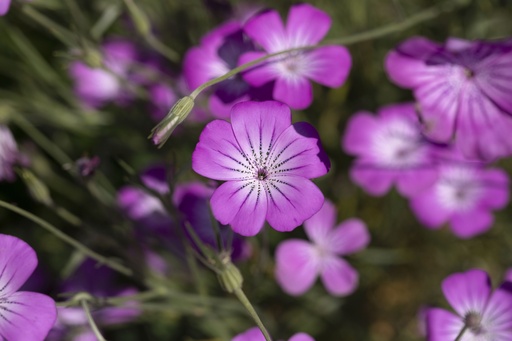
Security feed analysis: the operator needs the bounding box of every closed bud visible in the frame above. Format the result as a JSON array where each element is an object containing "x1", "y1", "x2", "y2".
[
  {"x1": 149, "y1": 96, "x2": 195, "y2": 148},
  {"x1": 83, "y1": 48, "x2": 103, "y2": 69},
  {"x1": 19, "y1": 169, "x2": 53, "y2": 206},
  {"x1": 217, "y1": 261, "x2": 243, "y2": 294}
]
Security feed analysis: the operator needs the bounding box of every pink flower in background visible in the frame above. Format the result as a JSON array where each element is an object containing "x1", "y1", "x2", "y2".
[
  {"x1": 232, "y1": 327, "x2": 314, "y2": 341},
  {"x1": 70, "y1": 40, "x2": 138, "y2": 108},
  {"x1": 342, "y1": 103, "x2": 437, "y2": 197},
  {"x1": 0, "y1": 0, "x2": 11, "y2": 16},
  {"x1": 0, "y1": 234, "x2": 57, "y2": 340},
  {"x1": 409, "y1": 149, "x2": 509, "y2": 238},
  {"x1": 385, "y1": 37, "x2": 512, "y2": 160},
  {"x1": 149, "y1": 83, "x2": 178, "y2": 121},
  {"x1": 192, "y1": 101, "x2": 330, "y2": 236},
  {"x1": 425, "y1": 269, "x2": 512, "y2": 340},
  {"x1": 239, "y1": 3, "x2": 351, "y2": 110},
  {"x1": 275, "y1": 200, "x2": 370, "y2": 296}
]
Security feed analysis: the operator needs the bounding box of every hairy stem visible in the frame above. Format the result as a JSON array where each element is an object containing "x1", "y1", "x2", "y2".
[{"x1": 234, "y1": 288, "x2": 272, "y2": 341}]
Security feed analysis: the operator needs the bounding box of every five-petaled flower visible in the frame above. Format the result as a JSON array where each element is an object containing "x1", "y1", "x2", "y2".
[
  {"x1": 426, "y1": 269, "x2": 512, "y2": 340},
  {"x1": 239, "y1": 3, "x2": 351, "y2": 110},
  {"x1": 192, "y1": 100, "x2": 330, "y2": 236},
  {"x1": 386, "y1": 36, "x2": 512, "y2": 160},
  {"x1": 275, "y1": 200, "x2": 370, "y2": 296},
  {"x1": 0, "y1": 233, "x2": 57, "y2": 340}
]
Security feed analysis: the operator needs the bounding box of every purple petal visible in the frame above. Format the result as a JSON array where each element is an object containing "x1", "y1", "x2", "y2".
[
  {"x1": 303, "y1": 46, "x2": 351, "y2": 88},
  {"x1": 243, "y1": 9, "x2": 287, "y2": 52},
  {"x1": 349, "y1": 165, "x2": 395, "y2": 196},
  {"x1": 409, "y1": 188, "x2": 451, "y2": 229},
  {"x1": 304, "y1": 200, "x2": 337, "y2": 246},
  {"x1": 232, "y1": 327, "x2": 265, "y2": 341},
  {"x1": 209, "y1": 93, "x2": 250, "y2": 119},
  {"x1": 425, "y1": 307, "x2": 464, "y2": 341},
  {"x1": 230, "y1": 101, "x2": 291, "y2": 166},
  {"x1": 275, "y1": 240, "x2": 319, "y2": 296},
  {"x1": 0, "y1": 234, "x2": 37, "y2": 295},
  {"x1": 482, "y1": 282, "x2": 512, "y2": 337},
  {"x1": 0, "y1": 291, "x2": 57, "y2": 341},
  {"x1": 327, "y1": 219, "x2": 370, "y2": 256},
  {"x1": 239, "y1": 51, "x2": 278, "y2": 87},
  {"x1": 478, "y1": 168, "x2": 509, "y2": 209},
  {"x1": 475, "y1": 51, "x2": 512, "y2": 114},
  {"x1": 442, "y1": 269, "x2": 491, "y2": 318},
  {"x1": 286, "y1": 4, "x2": 331, "y2": 46},
  {"x1": 342, "y1": 112, "x2": 380, "y2": 156},
  {"x1": 288, "y1": 333, "x2": 315, "y2": 341},
  {"x1": 396, "y1": 167, "x2": 438, "y2": 198},
  {"x1": 273, "y1": 76, "x2": 313, "y2": 110},
  {"x1": 319, "y1": 256, "x2": 359, "y2": 296},
  {"x1": 0, "y1": 0, "x2": 11, "y2": 16},
  {"x1": 210, "y1": 180, "x2": 268, "y2": 236},
  {"x1": 266, "y1": 175, "x2": 324, "y2": 232},
  {"x1": 449, "y1": 209, "x2": 493, "y2": 239},
  {"x1": 269, "y1": 122, "x2": 330, "y2": 179},
  {"x1": 192, "y1": 120, "x2": 252, "y2": 181}
]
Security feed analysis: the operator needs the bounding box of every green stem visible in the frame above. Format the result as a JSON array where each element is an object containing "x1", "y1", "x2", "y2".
[
  {"x1": 0, "y1": 200, "x2": 133, "y2": 277},
  {"x1": 454, "y1": 325, "x2": 467, "y2": 341},
  {"x1": 188, "y1": 0, "x2": 468, "y2": 100},
  {"x1": 80, "y1": 297, "x2": 107, "y2": 341},
  {"x1": 22, "y1": 6, "x2": 77, "y2": 47},
  {"x1": 233, "y1": 288, "x2": 272, "y2": 341}
]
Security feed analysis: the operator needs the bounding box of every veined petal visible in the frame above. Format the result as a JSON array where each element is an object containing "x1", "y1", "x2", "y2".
[
  {"x1": 210, "y1": 180, "x2": 268, "y2": 236},
  {"x1": 273, "y1": 76, "x2": 313, "y2": 110},
  {"x1": 0, "y1": 291, "x2": 57, "y2": 341},
  {"x1": 0, "y1": 235, "x2": 37, "y2": 296},
  {"x1": 319, "y1": 256, "x2": 359, "y2": 296},
  {"x1": 425, "y1": 308, "x2": 464, "y2": 341},
  {"x1": 239, "y1": 52, "x2": 279, "y2": 87},
  {"x1": 482, "y1": 282, "x2": 512, "y2": 337},
  {"x1": 303, "y1": 45, "x2": 351, "y2": 88},
  {"x1": 230, "y1": 101, "x2": 291, "y2": 168},
  {"x1": 265, "y1": 175, "x2": 324, "y2": 232},
  {"x1": 192, "y1": 120, "x2": 252, "y2": 181},
  {"x1": 286, "y1": 4, "x2": 331, "y2": 46},
  {"x1": 269, "y1": 122, "x2": 330, "y2": 178},
  {"x1": 328, "y1": 219, "x2": 370, "y2": 256},
  {"x1": 304, "y1": 200, "x2": 337, "y2": 246},
  {"x1": 243, "y1": 9, "x2": 287, "y2": 52},
  {"x1": 289, "y1": 333, "x2": 315, "y2": 341},
  {"x1": 275, "y1": 240, "x2": 319, "y2": 296},
  {"x1": 442, "y1": 269, "x2": 491, "y2": 318}
]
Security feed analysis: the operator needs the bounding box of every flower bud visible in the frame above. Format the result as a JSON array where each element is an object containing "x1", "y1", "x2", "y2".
[
  {"x1": 149, "y1": 96, "x2": 195, "y2": 148},
  {"x1": 217, "y1": 261, "x2": 243, "y2": 293}
]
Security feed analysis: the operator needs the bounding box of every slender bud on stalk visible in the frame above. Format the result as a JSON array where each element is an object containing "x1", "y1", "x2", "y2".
[{"x1": 149, "y1": 96, "x2": 195, "y2": 148}]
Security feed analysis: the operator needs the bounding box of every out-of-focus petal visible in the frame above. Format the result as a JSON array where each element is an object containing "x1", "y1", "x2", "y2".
[
  {"x1": 304, "y1": 200, "x2": 337, "y2": 246},
  {"x1": 319, "y1": 256, "x2": 359, "y2": 296},
  {"x1": 328, "y1": 219, "x2": 370, "y2": 255},
  {"x1": 286, "y1": 4, "x2": 331, "y2": 46},
  {"x1": 303, "y1": 46, "x2": 351, "y2": 88}
]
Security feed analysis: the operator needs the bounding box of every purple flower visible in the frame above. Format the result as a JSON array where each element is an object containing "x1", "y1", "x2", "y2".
[
  {"x1": 426, "y1": 269, "x2": 512, "y2": 340},
  {"x1": 192, "y1": 100, "x2": 330, "y2": 236},
  {"x1": 70, "y1": 40, "x2": 138, "y2": 108},
  {"x1": 342, "y1": 103, "x2": 438, "y2": 197},
  {"x1": 275, "y1": 200, "x2": 369, "y2": 296},
  {"x1": 149, "y1": 83, "x2": 178, "y2": 121},
  {"x1": 409, "y1": 150, "x2": 509, "y2": 238},
  {"x1": 232, "y1": 327, "x2": 314, "y2": 341},
  {"x1": 0, "y1": 0, "x2": 11, "y2": 16},
  {"x1": 239, "y1": 3, "x2": 351, "y2": 110},
  {"x1": 0, "y1": 125, "x2": 21, "y2": 182},
  {"x1": 0, "y1": 234, "x2": 57, "y2": 340},
  {"x1": 385, "y1": 37, "x2": 512, "y2": 160}
]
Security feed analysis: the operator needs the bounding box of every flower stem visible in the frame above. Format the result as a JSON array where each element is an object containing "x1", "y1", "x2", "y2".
[
  {"x1": 233, "y1": 288, "x2": 272, "y2": 341},
  {"x1": 0, "y1": 200, "x2": 133, "y2": 277},
  {"x1": 454, "y1": 325, "x2": 467, "y2": 341},
  {"x1": 80, "y1": 296, "x2": 107, "y2": 341}
]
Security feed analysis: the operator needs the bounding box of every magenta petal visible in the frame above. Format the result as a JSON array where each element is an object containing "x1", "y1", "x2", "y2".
[
  {"x1": 269, "y1": 122, "x2": 330, "y2": 178},
  {"x1": 232, "y1": 327, "x2": 265, "y2": 341},
  {"x1": 475, "y1": 52, "x2": 512, "y2": 114},
  {"x1": 288, "y1": 333, "x2": 315, "y2": 341},
  {"x1": 304, "y1": 200, "x2": 337, "y2": 245},
  {"x1": 192, "y1": 120, "x2": 252, "y2": 181},
  {"x1": 0, "y1": 0, "x2": 11, "y2": 16},
  {"x1": 328, "y1": 219, "x2": 370, "y2": 255},
  {"x1": 210, "y1": 180, "x2": 268, "y2": 236},
  {"x1": 230, "y1": 101, "x2": 291, "y2": 162},
  {"x1": 349, "y1": 165, "x2": 394, "y2": 196},
  {"x1": 483, "y1": 283, "x2": 512, "y2": 336},
  {"x1": 479, "y1": 168, "x2": 509, "y2": 209},
  {"x1": 0, "y1": 235, "x2": 37, "y2": 295},
  {"x1": 239, "y1": 51, "x2": 278, "y2": 86},
  {"x1": 442, "y1": 269, "x2": 491, "y2": 317},
  {"x1": 266, "y1": 176, "x2": 324, "y2": 232},
  {"x1": 0, "y1": 291, "x2": 57, "y2": 341},
  {"x1": 286, "y1": 4, "x2": 331, "y2": 46},
  {"x1": 449, "y1": 209, "x2": 493, "y2": 239},
  {"x1": 273, "y1": 77, "x2": 312, "y2": 110},
  {"x1": 304, "y1": 46, "x2": 351, "y2": 88},
  {"x1": 319, "y1": 256, "x2": 358, "y2": 296},
  {"x1": 396, "y1": 167, "x2": 438, "y2": 198},
  {"x1": 425, "y1": 308, "x2": 464, "y2": 341},
  {"x1": 243, "y1": 9, "x2": 287, "y2": 52},
  {"x1": 275, "y1": 240, "x2": 319, "y2": 296},
  {"x1": 342, "y1": 112, "x2": 379, "y2": 155},
  {"x1": 409, "y1": 189, "x2": 451, "y2": 229}
]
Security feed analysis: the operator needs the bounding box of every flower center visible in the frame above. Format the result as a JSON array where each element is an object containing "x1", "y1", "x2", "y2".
[
  {"x1": 464, "y1": 311, "x2": 483, "y2": 335},
  {"x1": 256, "y1": 168, "x2": 268, "y2": 181},
  {"x1": 464, "y1": 67, "x2": 475, "y2": 79}
]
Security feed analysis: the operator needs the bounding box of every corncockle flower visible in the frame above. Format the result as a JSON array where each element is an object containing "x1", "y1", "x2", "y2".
[
  {"x1": 342, "y1": 103, "x2": 437, "y2": 197},
  {"x1": 0, "y1": 233, "x2": 57, "y2": 340},
  {"x1": 426, "y1": 269, "x2": 512, "y2": 340},
  {"x1": 0, "y1": 0, "x2": 11, "y2": 16},
  {"x1": 232, "y1": 327, "x2": 314, "y2": 341},
  {"x1": 385, "y1": 37, "x2": 512, "y2": 160},
  {"x1": 184, "y1": 21, "x2": 270, "y2": 118},
  {"x1": 275, "y1": 200, "x2": 370, "y2": 296},
  {"x1": 70, "y1": 40, "x2": 138, "y2": 108},
  {"x1": 409, "y1": 149, "x2": 509, "y2": 238},
  {"x1": 239, "y1": 3, "x2": 351, "y2": 110},
  {"x1": 192, "y1": 100, "x2": 330, "y2": 236},
  {"x1": 0, "y1": 124, "x2": 21, "y2": 182}
]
